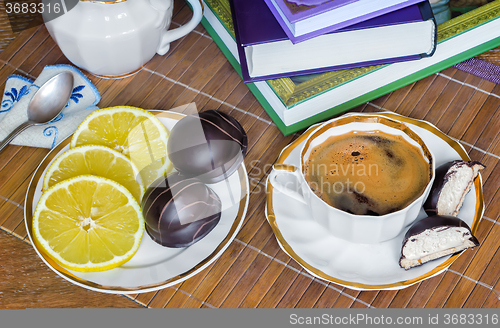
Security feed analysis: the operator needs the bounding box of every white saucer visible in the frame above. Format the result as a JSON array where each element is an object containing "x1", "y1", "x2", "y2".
[
  {"x1": 266, "y1": 112, "x2": 483, "y2": 291},
  {"x1": 25, "y1": 111, "x2": 249, "y2": 294}
]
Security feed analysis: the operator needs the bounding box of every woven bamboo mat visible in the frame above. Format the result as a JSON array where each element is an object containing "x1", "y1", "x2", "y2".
[{"x1": 0, "y1": 0, "x2": 500, "y2": 308}]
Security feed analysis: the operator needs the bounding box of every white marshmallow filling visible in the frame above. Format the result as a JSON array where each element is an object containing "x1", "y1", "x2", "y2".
[
  {"x1": 437, "y1": 166, "x2": 474, "y2": 216},
  {"x1": 400, "y1": 226, "x2": 476, "y2": 270},
  {"x1": 436, "y1": 163, "x2": 483, "y2": 216}
]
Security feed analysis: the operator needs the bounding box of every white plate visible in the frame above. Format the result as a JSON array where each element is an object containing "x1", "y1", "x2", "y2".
[
  {"x1": 266, "y1": 112, "x2": 484, "y2": 291},
  {"x1": 24, "y1": 111, "x2": 249, "y2": 294}
]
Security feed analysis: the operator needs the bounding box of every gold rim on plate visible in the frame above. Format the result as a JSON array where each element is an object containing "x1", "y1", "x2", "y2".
[
  {"x1": 266, "y1": 112, "x2": 483, "y2": 290},
  {"x1": 24, "y1": 111, "x2": 249, "y2": 293}
]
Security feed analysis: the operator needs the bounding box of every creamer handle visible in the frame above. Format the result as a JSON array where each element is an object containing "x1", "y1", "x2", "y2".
[{"x1": 157, "y1": 0, "x2": 203, "y2": 55}]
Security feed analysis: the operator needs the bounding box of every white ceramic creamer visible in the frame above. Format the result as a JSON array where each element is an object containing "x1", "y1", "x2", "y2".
[{"x1": 44, "y1": 0, "x2": 203, "y2": 78}]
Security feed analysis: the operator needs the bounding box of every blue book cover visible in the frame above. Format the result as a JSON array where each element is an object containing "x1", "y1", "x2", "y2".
[{"x1": 230, "y1": 0, "x2": 436, "y2": 83}]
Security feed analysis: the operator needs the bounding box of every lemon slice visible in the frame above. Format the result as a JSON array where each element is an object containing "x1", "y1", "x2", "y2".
[
  {"x1": 70, "y1": 106, "x2": 172, "y2": 186},
  {"x1": 43, "y1": 145, "x2": 145, "y2": 202},
  {"x1": 32, "y1": 175, "x2": 145, "y2": 272}
]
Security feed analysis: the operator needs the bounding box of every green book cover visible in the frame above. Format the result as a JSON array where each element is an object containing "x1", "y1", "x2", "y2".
[{"x1": 202, "y1": 0, "x2": 500, "y2": 135}]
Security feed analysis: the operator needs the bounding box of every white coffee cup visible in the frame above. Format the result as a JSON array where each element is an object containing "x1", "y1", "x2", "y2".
[
  {"x1": 44, "y1": 0, "x2": 203, "y2": 78},
  {"x1": 268, "y1": 113, "x2": 435, "y2": 244}
]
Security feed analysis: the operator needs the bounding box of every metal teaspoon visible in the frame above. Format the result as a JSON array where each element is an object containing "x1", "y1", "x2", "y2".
[{"x1": 0, "y1": 71, "x2": 74, "y2": 152}]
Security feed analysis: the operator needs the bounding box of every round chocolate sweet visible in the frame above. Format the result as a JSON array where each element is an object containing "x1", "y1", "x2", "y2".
[
  {"x1": 167, "y1": 110, "x2": 247, "y2": 183},
  {"x1": 141, "y1": 172, "x2": 222, "y2": 248}
]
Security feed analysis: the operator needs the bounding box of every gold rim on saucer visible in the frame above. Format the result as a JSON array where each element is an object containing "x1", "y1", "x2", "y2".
[
  {"x1": 266, "y1": 112, "x2": 483, "y2": 290},
  {"x1": 24, "y1": 111, "x2": 249, "y2": 293}
]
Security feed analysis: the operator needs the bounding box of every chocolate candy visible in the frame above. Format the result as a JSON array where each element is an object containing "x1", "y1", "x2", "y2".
[
  {"x1": 399, "y1": 215, "x2": 479, "y2": 270},
  {"x1": 423, "y1": 160, "x2": 485, "y2": 217},
  {"x1": 167, "y1": 110, "x2": 247, "y2": 183},
  {"x1": 141, "y1": 172, "x2": 222, "y2": 248}
]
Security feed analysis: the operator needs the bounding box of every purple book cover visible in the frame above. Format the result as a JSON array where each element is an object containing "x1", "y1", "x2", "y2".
[
  {"x1": 230, "y1": 0, "x2": 435, "y2": 83},
  {"x1": 276, "y1": 0, "x2": 359, "y2": 23},
  {"x1": 264, "y1": 0, "x2": 427, "y2": 43}
]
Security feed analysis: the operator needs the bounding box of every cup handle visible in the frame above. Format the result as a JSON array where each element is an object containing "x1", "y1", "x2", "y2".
[
  {"x1": 268, "y1": 164, "x2": 308, "y2": 205},
  {"x1": 157, "y1": 0, "x2": 204, "y2": 55}
]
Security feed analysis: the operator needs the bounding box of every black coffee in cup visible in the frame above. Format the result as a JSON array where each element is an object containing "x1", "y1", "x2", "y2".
[{"x1": 303, "y1": 130, "x2": 431, "y2": 215}]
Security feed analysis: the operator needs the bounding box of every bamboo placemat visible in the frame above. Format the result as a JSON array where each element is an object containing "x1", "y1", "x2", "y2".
[{"x1": 0, "y1": 0, "x2": 499, "y2": 309}]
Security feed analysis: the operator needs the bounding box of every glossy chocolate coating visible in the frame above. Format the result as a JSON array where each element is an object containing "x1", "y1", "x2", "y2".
[
  {"x1": 141, "y1": 172, "x2": 222, "y2": 248},
  {"x1": 402, "y1": 215, "x2": 478, "y2": 244},
  {"x1": 423, "y1": 160, "x2": 485, "y2": 216},
  {"x1": 167, "y1": 110, "x2": 247, "y2": 183}
]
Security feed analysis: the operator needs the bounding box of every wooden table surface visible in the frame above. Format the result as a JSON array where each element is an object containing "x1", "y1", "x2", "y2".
[{"x1": 1, "y1": 2, "x2": 500, "y2": 309}]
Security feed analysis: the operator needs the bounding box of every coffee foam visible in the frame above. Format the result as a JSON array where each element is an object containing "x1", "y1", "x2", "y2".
[
  {"x1": 303, "y1": 122, "x2": 427, "y2": 164},
  {"x1": 303, "y1": 130, "x2": 431, "y2": 216}
]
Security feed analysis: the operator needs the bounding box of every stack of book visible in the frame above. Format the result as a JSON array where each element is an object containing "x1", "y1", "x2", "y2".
[
  {"x1": 200, "y1": 0, "x2": 500, "y2": 135},
  {"x1": 233, "y1": 0, "x2": 437, "y2": 83}
]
